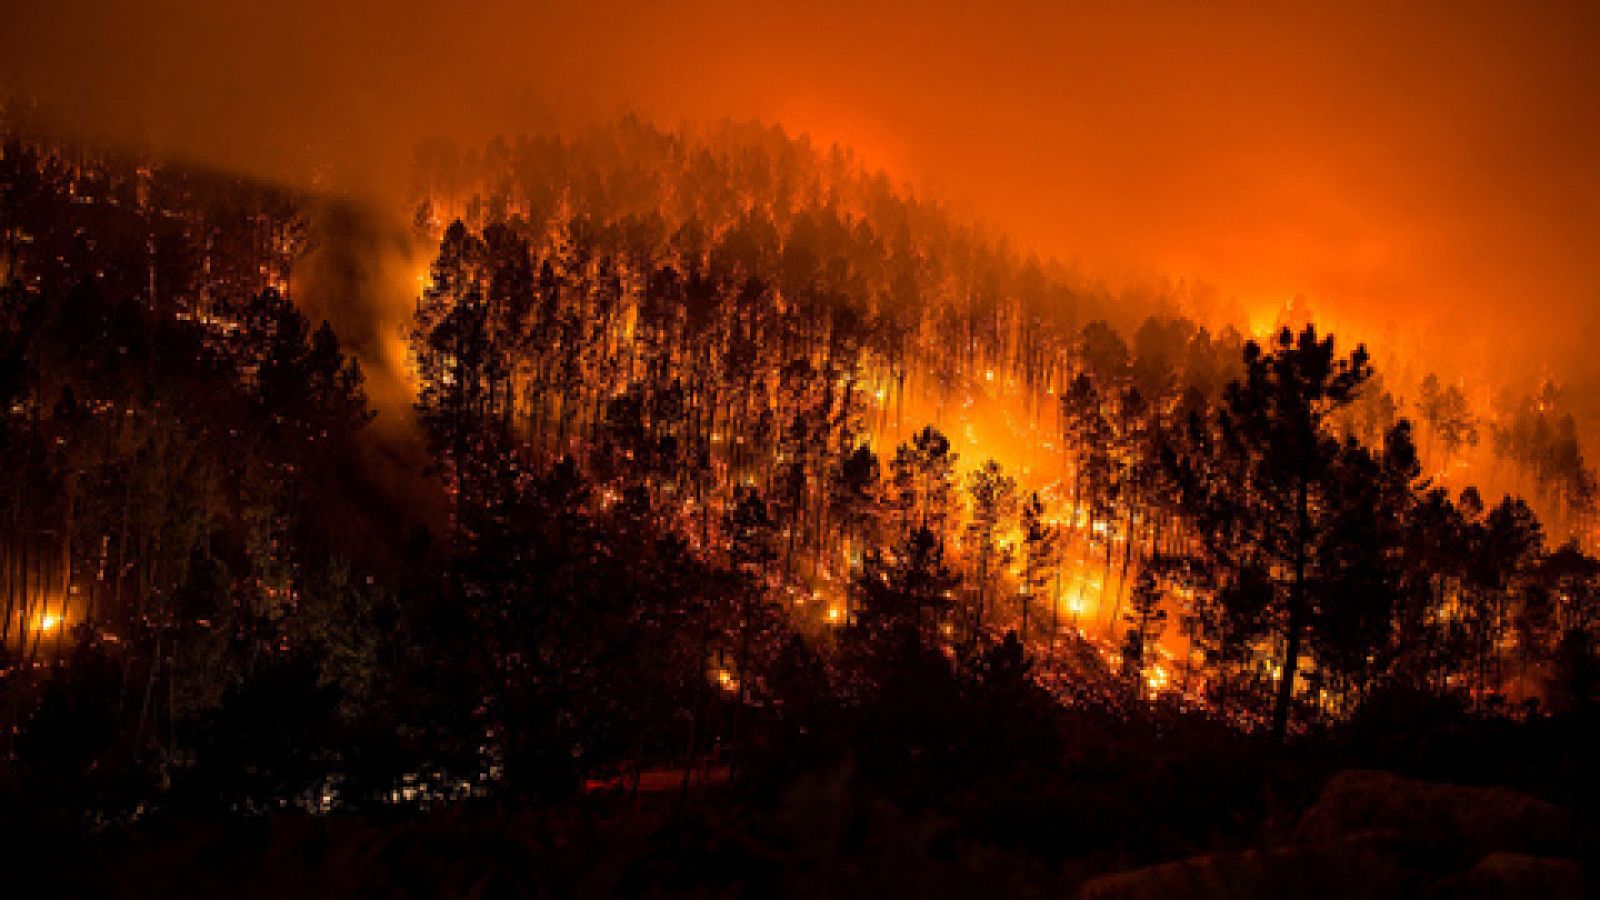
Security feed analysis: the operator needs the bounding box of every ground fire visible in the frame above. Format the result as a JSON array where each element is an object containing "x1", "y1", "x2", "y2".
[{"x1": 2, "y1": 4, "x2": 1598, "y2": 898}]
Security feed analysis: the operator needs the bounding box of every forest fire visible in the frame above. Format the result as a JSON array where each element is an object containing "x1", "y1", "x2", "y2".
[{"x1": 3, "y1": 2, "x2": 1600, "y2": 898}]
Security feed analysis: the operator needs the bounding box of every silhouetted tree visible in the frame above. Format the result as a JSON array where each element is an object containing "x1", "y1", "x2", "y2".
[
  {"x1": 1166, "y1": 325, "x2": 1378, "y2": 740},
  {"x1": 963, "y1": 460, "x2": 1017, "y2": 652}
]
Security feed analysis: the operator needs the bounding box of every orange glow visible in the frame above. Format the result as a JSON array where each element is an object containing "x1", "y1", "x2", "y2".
[
  {"x1": 7, "y1": 3, "x2": 1596, "y2": 389},
  {"x1": 7, "y1": 1, "x2": 1595, "y2": 472},
  {"x1": 1145, "y1": 664, "x2": 1169, "y2": 695}
]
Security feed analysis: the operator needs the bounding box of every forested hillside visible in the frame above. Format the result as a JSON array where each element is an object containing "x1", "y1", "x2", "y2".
[{"x1": 2, "y1": 118, "x2": 1597, "y2": 897}]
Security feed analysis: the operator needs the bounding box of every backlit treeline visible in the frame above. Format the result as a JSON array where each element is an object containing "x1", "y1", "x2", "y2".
[
  {"x1": 2, "y1": 117, "x2": 1598, "y2": 823},
  {"x1": 406, "y1": 117, "x2": 1599, "y2": 743},
  {"x1": 1, "y1": 131, "x2": 379, "y2": 814}
]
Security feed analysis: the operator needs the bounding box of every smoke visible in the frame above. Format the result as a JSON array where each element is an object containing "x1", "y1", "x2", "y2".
[
  {"x1": 294, "y1": 198, "x2": 427, "y2": 428},
  {"x1": 5, "y1": 0, "x2": 1600, "y2": 429}
]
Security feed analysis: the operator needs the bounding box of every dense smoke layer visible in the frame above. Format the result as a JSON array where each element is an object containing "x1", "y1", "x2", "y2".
[{"x1": 5, "y1": 1, "x2": 1599, "y2": 421}]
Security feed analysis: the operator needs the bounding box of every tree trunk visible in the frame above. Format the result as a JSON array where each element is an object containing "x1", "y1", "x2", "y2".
[
  {"x1": 1273, "y1": 592, "x2": 1304, "y2": 743},
  {"x1": 1272, "y1": 479, "x2": 1310, "y2": 743}
]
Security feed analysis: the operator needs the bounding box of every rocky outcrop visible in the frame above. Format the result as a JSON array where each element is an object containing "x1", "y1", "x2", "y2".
[
  {"x1": 1078, "y1": 770, "x2": 1586, "y2": 900},
  {"x1": 1455, "y1": 852, "x2": 1586, "y2": 900},
  {"x1": 1078, "y1": 833, "x2": 1414, "y2": 899},
  {"x1": 1295, "y1": 770, "x2": 1571, "y2": 856}
]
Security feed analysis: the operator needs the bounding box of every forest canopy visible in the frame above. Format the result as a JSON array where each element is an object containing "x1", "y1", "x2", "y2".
[{"x1": 1, "y1": 114, "x2": 1598, "y2": 897}]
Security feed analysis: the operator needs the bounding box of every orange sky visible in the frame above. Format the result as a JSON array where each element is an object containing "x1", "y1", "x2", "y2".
[{"x1": 6, "y1": 1, "x2": 1599, "y2": 380}]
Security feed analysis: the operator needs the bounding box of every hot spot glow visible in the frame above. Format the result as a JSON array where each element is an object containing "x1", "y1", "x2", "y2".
[{"x1": 1145, "y1": 664, "x2": 1169, "y2": 694}]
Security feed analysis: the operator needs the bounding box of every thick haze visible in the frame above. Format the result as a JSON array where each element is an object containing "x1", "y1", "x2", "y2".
[{"x1": 6, "y1": 1, "x2": 1600, "y2": 381}]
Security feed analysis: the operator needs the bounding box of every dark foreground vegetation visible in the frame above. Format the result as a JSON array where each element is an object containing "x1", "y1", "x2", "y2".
[{"x1": 2, "y1": 114, "x2": 1597, "y2": 896}]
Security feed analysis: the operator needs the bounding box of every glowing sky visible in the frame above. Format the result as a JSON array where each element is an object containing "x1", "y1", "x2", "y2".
[{"x1": 6, "y1": 1, "x2": 1599, "y2": 374}]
